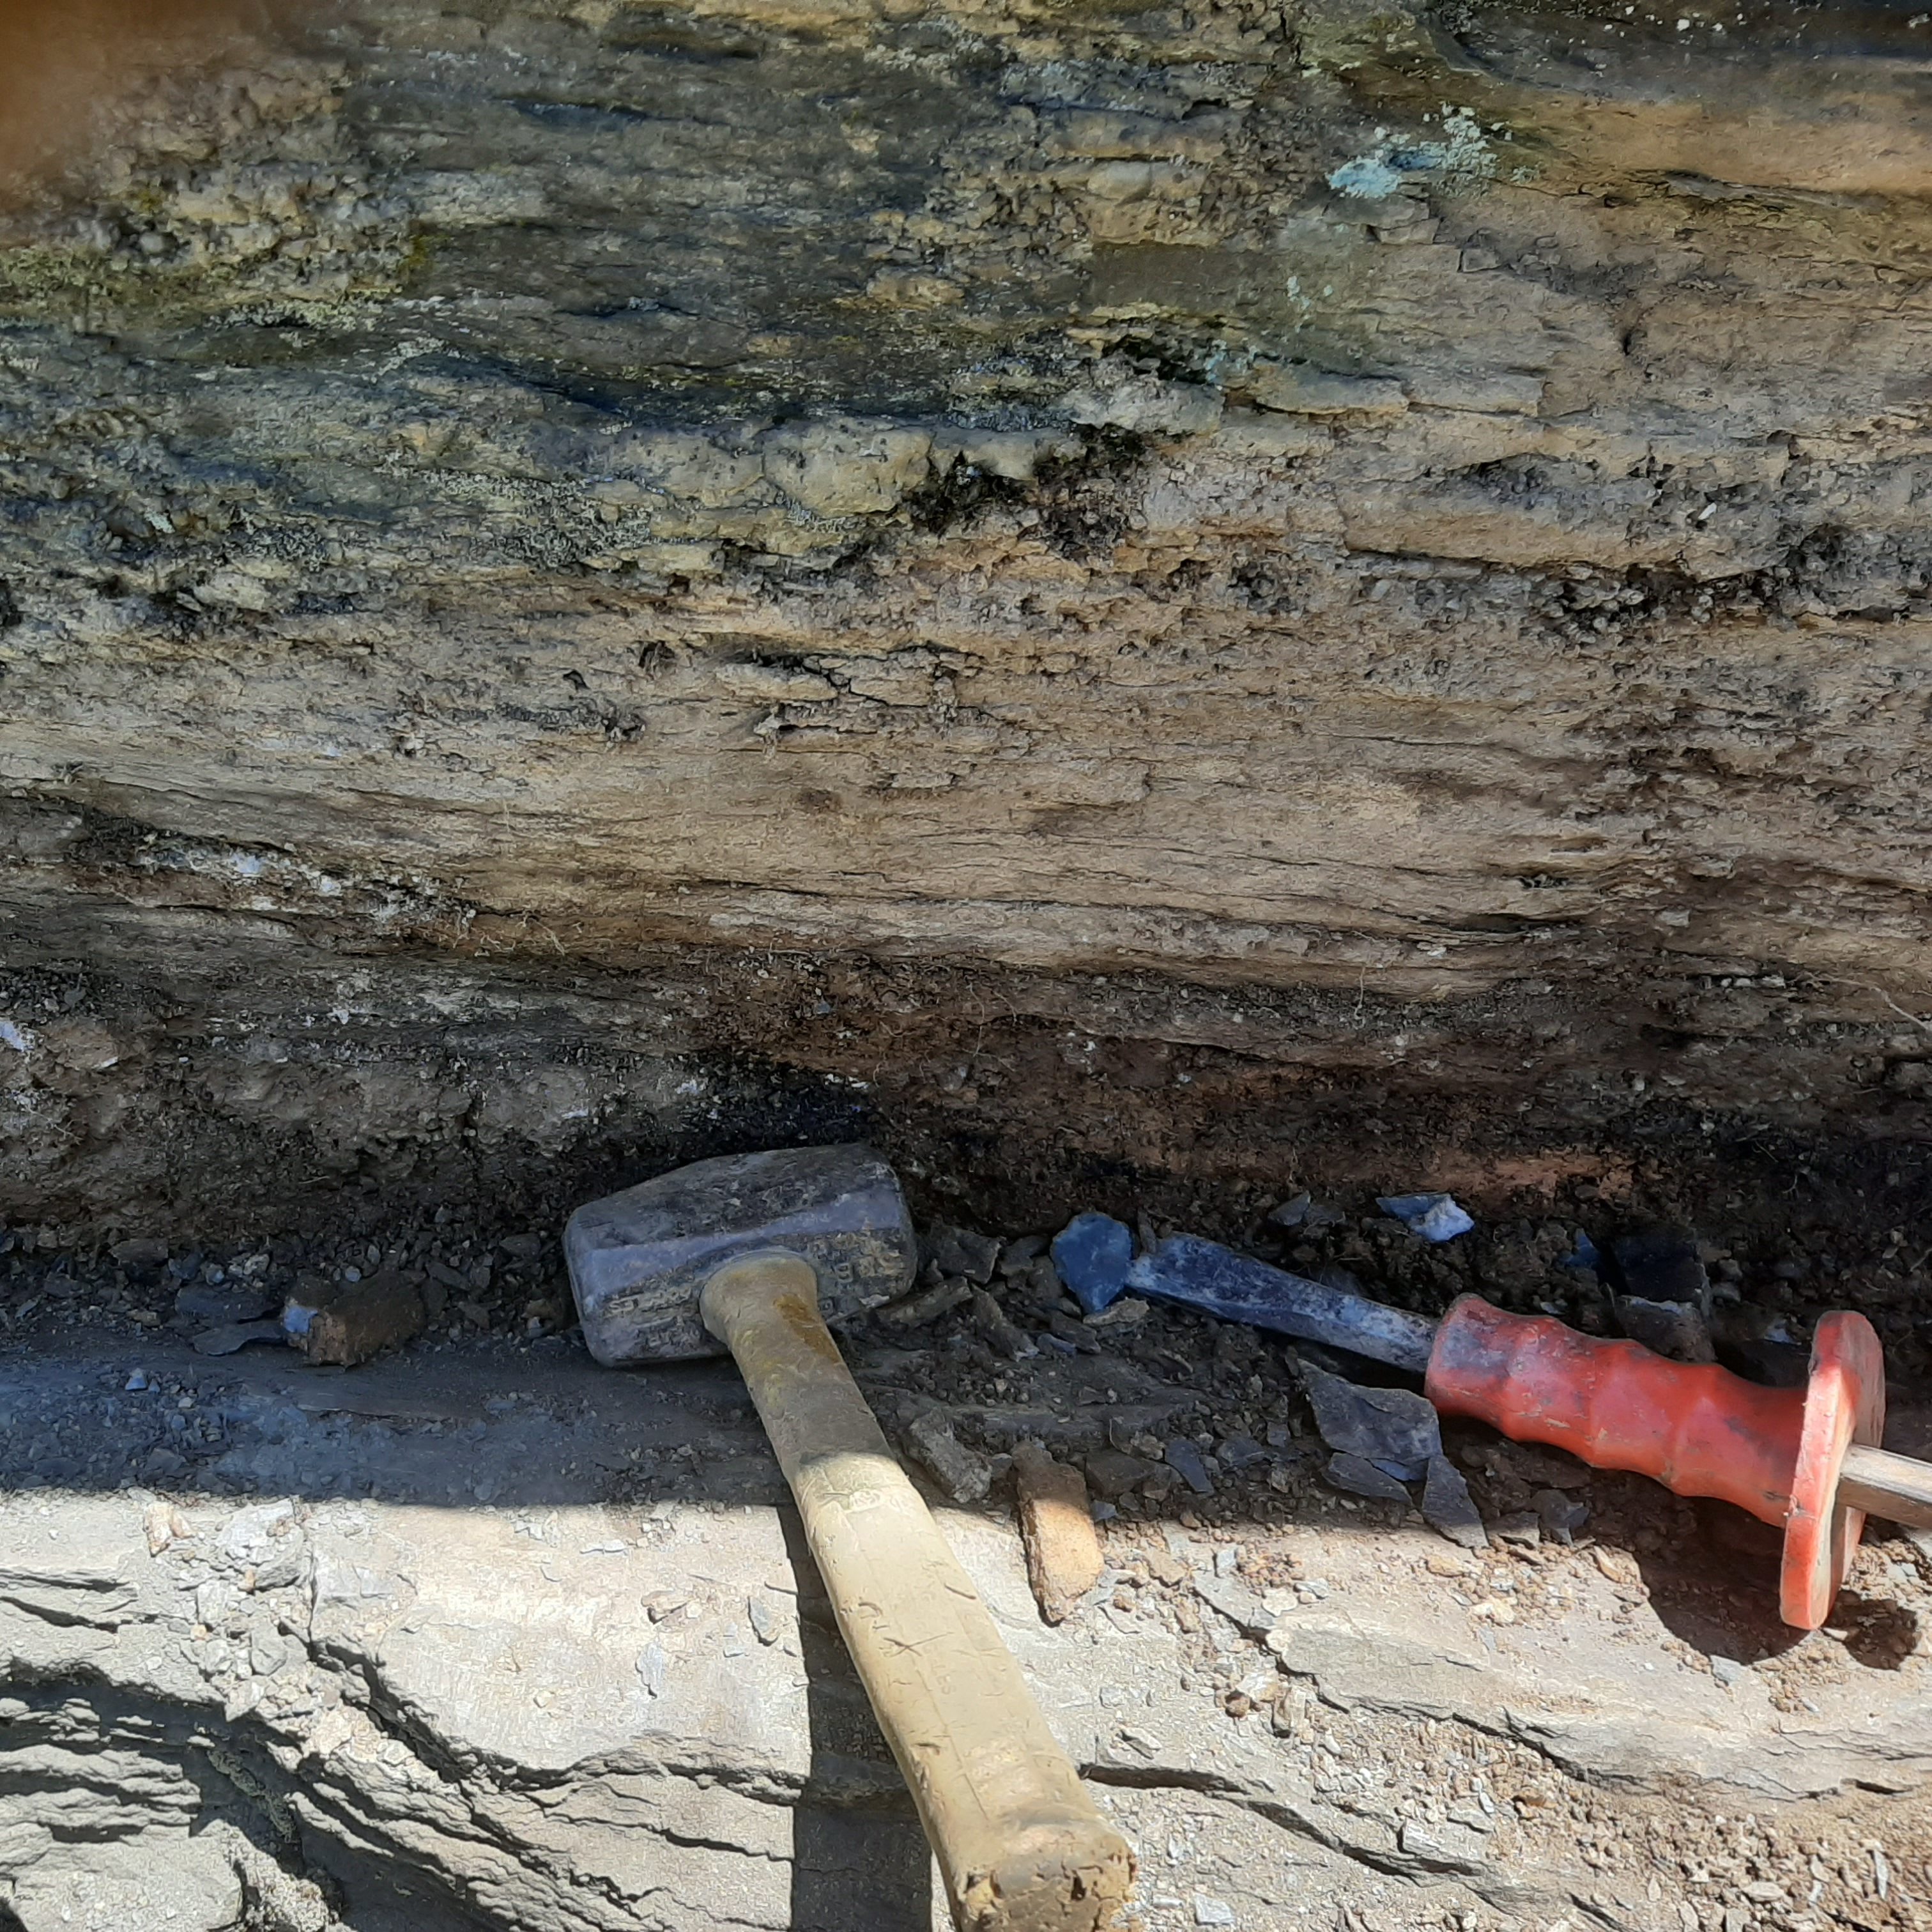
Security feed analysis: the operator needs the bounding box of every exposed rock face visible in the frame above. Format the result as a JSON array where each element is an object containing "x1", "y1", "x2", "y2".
[
  {"x1": 1, "y1": 1335, "x2": 1927, "y2": 1929},
  {"x1": 1, "y1": 0, "x2": 1929, "y2": 1235}
]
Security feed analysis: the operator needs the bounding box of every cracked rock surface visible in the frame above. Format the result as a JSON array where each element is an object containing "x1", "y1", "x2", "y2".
[{"x1": 1, "y1": 1331, "x2": 1928, "y2": 1929}]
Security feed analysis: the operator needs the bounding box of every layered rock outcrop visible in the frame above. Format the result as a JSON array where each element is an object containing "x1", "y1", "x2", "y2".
[{"x1": 1, "y1": 0, "x2": 1929, "y2": 1234}]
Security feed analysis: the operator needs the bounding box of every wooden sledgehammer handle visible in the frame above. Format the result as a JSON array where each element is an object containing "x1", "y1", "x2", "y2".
[
  {"x1": 702, "y1": 1252, "x2": 1135, "y2": 1932},
  {"x1": 1839, "y1": 1443, "x2": 1932, "y2": 1529}
]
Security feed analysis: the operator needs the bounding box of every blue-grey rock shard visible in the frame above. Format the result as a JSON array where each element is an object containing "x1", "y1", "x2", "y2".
[
  {"x1": 1377, "y1": 1192, "x2": 1475, "y2": 1243},
  {"x1": 1325, "y1": 1452, "x2": 1413, "y2": 1503},
  {"x1": 1422, "y1": 1455, "x2": 1489, "y2": 1549},
  {"x1": 1164, "y1": 1438, "x2": 1215, "y2": 1495},
  {"x1": 1124, "y1": 1234, "x2": 1436, "y2": 1374},
  {"x1": 1301, "y1": 1364, "x2": 1441, "y2": 1480},
  {"x1": 1052, "y1": 1212, "x2": 1135, "y2": 1314}
]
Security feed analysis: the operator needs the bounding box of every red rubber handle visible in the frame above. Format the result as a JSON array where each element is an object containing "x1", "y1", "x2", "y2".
[{"x1": 1425, "y1": 1295, "x2": 1805, "y2": 1526}]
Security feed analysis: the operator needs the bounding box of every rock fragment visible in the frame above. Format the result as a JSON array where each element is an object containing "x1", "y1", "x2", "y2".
[
  {"x1": 1052, "y1": 1212, "x2": 1133, "y2": 1314},
  {"x1": 1611, "y1": 1229, "x2": 1710, "y2": 1305},
  {"x1": 901, "y1": 1408, "x2": 992, "y2": 1505},
  {"x1": 1593, "y1": 1544, "x2": 1641, "y2": 1584},
  {"x1": 1301, "y1": 1365, "x2": 1439, "y2": 1480},
  {"x1": 1324, "y1": 1452, "x2": 1411, "y2": 1503},
  {"x1": 1191, "y1": 1572, "x2": 1274, "y2": 1637},
  {"x1": 969, "y1": 1289, "x2": 1033, "y2": 1359},
  {"x1": 1618, "y1": 1296, "x2": 1717, "y2": 1363},
  {"x1": 1266, "y1": 1192, "x2": 1312, "y2": 1229},
  {"x1": 286, "y1": 1272, "x2": 426, "y2": 1368},
  {"x1": 747, "y1": 1593, "x2": 781, "y2": 1644},
  {"x1": 1084, "y1": 1447, "x2": 1156, "y2": 1500},
  {"x1": 924, "y1": 1223, "x2": 1000, "y2": 1284},
  {"x1": 1609, "y1": 1229, "x2": 1717, "y2": 1361},
  {"x1": 1163, "y1": 1438, "x2": 1215, "y2": 1496},
  {"x1": 1534, "y1": 1488, "x2": 1590, "y2": 1542},
  {"x1": 878, "y1": 1276, "x2": 971, "y2": 1328},
  {"x1": 191, "y1": 1319, "x2": 286, "y2": 1356},
  {"x1": 636, "y1": 1640, "x2": 668, "y2": 1698},
  {"x1": 1011, "y1": 1441, "x2": 1103, "y2": 1623},
  {"x1": 1399, "y1": 1818, "x2": 1489, "y2": 1869},
  {"x1": 142, "y1": 1500, "x2": 187, "y2": 1555},
  {"x1": 176, "y1": 1281, "x2": 273, "y2": 1324},
  {"x1": 1377, "y1": 1192, "x2": 1475, "y2": 1243},
  {"x1": 1422, "y1": 1454, "x2": 1488, "y2": 1549}
]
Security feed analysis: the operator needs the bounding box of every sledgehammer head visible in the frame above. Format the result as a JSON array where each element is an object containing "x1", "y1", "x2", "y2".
[{"x1": 565, "y1": 1143, "x2": 917, "y2": 1365}]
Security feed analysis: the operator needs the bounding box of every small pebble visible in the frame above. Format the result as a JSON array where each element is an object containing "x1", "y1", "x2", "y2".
[
  {"x1": 1534, "y1": 1488, "x2": 1590, "y2": 1542},
  {"x1": 636, "y1": 1641, "x2": 668, "y2": 1698}
]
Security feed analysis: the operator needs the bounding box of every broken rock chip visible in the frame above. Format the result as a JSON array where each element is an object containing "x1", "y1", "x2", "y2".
[
  {"x1": 1051, "y1": 1212, "x2": 1133, "y2": 1314},
  {"x1": 1398, "y1": 1818, "x2": 1491, "y2": 1871},
  {"x1": 969, "y1": 1288, "x2": 1034, "y2": 1360},
  {"x1": 1422, "y1": 1453, "x2": 1489, "y2": 1549},
  {"x1": 878, "y1": 1275, "x2": 972, "y2": 1328},
  {"x1": 1324, "y1": 1451, "x2": 1412, "y2": 1503},
  {"x1": 1301, "y1": 1363, "x2": 1440, "y2": 1480},
  {"x1": 191, "y1": 1319, "x2": 287, "y2": 1358},
  {"x1": 1617, "y1": 1294, "x2": 1717, "y2": 1364},
  {"x1": 176, "y1": 1281, "x2": 275, "y2": 1324},
  {"x1": 1084, "y1": 1447, "x2": 1157, "y2": 1501},
  {"x1": 286, "y1": 1272, "x2": 427, "y2": 1368},
  {"x1": 924, "y1": 1223, "x2": 1000, "y2": 1284},
  {"x1": 1534, "y1": 1488, "x2": 1591, "y2": 1542},
  {"x1": 1163, "y1": 1438, "x2": 1215, "y2": 1496},
  {"x1": 1377, "y1": 1192, "x2": 1475, "y2": 1243},
  {"x1": 1191, "y1": 1571, "x2": 1275, "y2": 1637},
  {"x1": 901, "y1": 1407, "x2": 992, "y2": 1505},
  {"x1": 1012, "y1": 1441, "x2": 1103, "y2": 1624}
]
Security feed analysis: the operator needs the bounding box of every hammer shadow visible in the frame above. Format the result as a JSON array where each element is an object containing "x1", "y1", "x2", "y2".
[{"x1": 777, "y1": 1508, "x2": 935, "y2": 1932}]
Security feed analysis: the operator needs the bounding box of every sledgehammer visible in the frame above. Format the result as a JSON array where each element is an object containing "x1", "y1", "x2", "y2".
[{"x1": 565, "y1": 1144, "x2": 1133, "y2": 1932}]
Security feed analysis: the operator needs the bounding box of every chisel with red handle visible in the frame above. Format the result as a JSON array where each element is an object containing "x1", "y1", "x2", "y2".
[{"x1": 1123, "y1": 1234, "x2": 1930, "y2": 1629}]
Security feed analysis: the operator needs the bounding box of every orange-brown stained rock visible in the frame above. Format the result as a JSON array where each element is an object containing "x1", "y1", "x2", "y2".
[
  {"x1": 0, "y1": 1, "x2": 301, "y2": 193},
  {"x1": 1011, "y1": 1442, "x2": 1103, "y2": 1625},
  {"x1": 301, "y1": 1273, "x2": 426, "y2": 1368}
]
